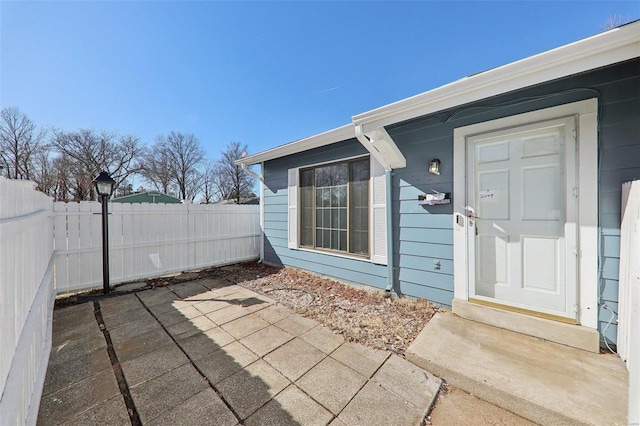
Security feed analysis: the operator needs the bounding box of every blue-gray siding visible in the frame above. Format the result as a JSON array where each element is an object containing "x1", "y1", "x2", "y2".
[
  {"x1": 262, "y1": 58, "x2": 640, "y2": 347},
  {"x1": 262, "y1": 140, "x2": 388, "y2": 289}
]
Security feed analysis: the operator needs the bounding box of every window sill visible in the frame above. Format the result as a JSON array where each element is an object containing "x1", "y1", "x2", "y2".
[{"x1": 295, "y1": 246, "x2": 374, "y2": 264}]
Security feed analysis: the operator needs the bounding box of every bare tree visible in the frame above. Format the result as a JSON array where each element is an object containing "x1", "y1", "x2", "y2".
[
  {"x1": 0, "y1": 107, "x2": 47, "y2": 180},
  {"x1": 150, "y1": 132, "x2": 205, "y2": 201},
  {"x1": 601, "y1": 14, "x2": 634, "y2": 31},
  {"x1": 139, "y1": 142, "x2": 174, "y2": 194},
  {"x1": 198, "y1": 160, "x2": 217, "y2": 204},
  {"x1": 31, "y1": 150, "x2": 58, "y2": 197},
  {"x1": 114, "y1": 180, "x2": 134, "y2": 198},
  {"x1": 216, "y1": 141, "x2": 254, "y2": 204},
  {"x1": 49, "y1": 128, "x2": 143, "y2": 200}
]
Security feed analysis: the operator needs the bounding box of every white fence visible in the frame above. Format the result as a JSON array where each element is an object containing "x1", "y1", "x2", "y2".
[
  {"x1": 0, "y1": 178, "x2": 55, "y2": 425},
  {"x1": 0, "y1": 177, "x2": 260, "y2": 425},
  {"x1": 54, "y1": 202, "x2": 260, "y2": 293},
  {"x1": 620, "y1": 180, "x2": 639, "y2": 423}
]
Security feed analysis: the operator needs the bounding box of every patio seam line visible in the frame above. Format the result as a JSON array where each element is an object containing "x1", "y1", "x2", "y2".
[
  {"x1": 331, "y1": 348, "x2": 384, "y2": 419},
  {"x1": 135, "y1": 291, "x2": 245, "y2": 424},
  {"x1": 94, "y1": 300, "x2": 142, "y2": 426},
  {"x1": 225, "y1": 275, "x2": 391, "y2": 421},
  {"x1": 420, "y1": 379, "x2": 442, "y2": 426}
]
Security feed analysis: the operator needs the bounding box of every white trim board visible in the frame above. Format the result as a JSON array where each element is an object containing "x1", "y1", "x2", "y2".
[{"x1": 452, "y1": 98, "x2": 599, "y2": 333}]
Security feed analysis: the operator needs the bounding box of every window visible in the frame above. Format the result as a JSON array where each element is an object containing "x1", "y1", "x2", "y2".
[{"x1": 299, "y1": 157, "x2": 370, "y2": 256}]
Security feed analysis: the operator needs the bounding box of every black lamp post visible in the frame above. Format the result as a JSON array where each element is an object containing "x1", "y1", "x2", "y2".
[{"x1": 93, "y1": 171, "x2": 116, "y2": 294}]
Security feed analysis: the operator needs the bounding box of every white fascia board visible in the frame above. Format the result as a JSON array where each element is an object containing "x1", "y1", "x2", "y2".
[
  {"x1": 236, "y1": 124, "x2": 355, "y2": 166},
  {"x1": 353, "y1": 22, "x2": 640, "y2": 133}
]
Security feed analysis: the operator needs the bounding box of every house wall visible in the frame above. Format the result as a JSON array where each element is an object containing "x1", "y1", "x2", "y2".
[
  {"x1": 262, "y1": 58, "x2": 640, "y2": 346},
  {"x1": 262, "y1": 139, "x2": 388, "y2": 288},
  {"x1": 386, "y1": 58, "x2": 639, "y2": 346}
]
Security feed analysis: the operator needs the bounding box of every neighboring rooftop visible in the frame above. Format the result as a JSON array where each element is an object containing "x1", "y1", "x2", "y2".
[{"x1": 111, "y1": 190, "x2": 182, "y2": 204}]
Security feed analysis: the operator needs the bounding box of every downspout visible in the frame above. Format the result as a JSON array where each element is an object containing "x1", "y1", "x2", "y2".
[
  {"x1": 240, "y1": 162, "x2": 265, "y2": 263},
  {"x1": 354, "y1": 125, "x2": 395, "y2": 294},
  {"x1": 385, "y1": 169, "x2": 394, "y2": 293}
]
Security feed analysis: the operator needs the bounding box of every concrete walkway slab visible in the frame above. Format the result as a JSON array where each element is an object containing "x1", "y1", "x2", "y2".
[
  {"x1": 42, "y1": 347, "x2": 112, "y2": 395},
  {"x1": 372, "y1": 353, "x2": 442, "y2": 410},
  {"x1": 175, "y1": 327, "x2": 235, "y2": 359},
  {"x1": 217, "y1": 359, "x2": 290, "y2": 420},
  {"x1": 137, "y1": 287, "x2": 178, "y2": 307},
  {"x1": 239, "y1": 324, "x2": 294, "y2": 357},
  {"x1": 51, "y1": 303, "x2": 100, "y2": 345},
  {"x1": 221, "y1": 312, "x2": 270, "y2": 339},
  {"x1": 300, "y1": 324, "x2": 345, "y2": 354},
  {"x1": 47, "y1": 332, "x2": 107, "y2": 367},
  {"x1": 130, "y1": 363, "x2": 209, "y2": 424},
  {"x1": 254, "y1": 305, "x2": 292, "y2": 324},
  {"x1": 59, "y1": 395, "x2": 130, "y2": 426},
  {"x1": 331, "y1": 342, "x2": 390, "y2": 379},
  {"x1": 38, "y1": 369, "x2": 120, "y2": 424},
  {"x1": 297, "y1": 357, "x2": 368, "y2": 415},
  {"x1": 113, "y1": 327, "x2": 174, "y2": 362},
  {"x1": 407, "y1": 310, "x2": 628, "y2": 426},
  {"x1": 146, "y1": 388, "x2": 237, "y2": 426},
  {"x1": 245, "y1": 384, "x2": 333, "y2": 426},
  {"x1": 120, "y1": 343, "x2": 189, "y2": 386},
  {"x1": 274, "y1": 313, "x2": 319, "y2": 336},
  {"x1": 264, "y1": 338, "x2": 326, "y2": 381},
  {"x1": 338, "y1": 380, "x2": 425, "y2": 426},
  {"x1": 108, "y1": 316, "x2": 161, "y2": 345},
  {"x1": 39, "y1": 277, "x2": 443, "y2": 425},
  {"x1": 193, "y1": 341, "x2": 259, "y2": 385},
  {"x1": 427, "y1": 386, "x2": 537, "y2": 426}
]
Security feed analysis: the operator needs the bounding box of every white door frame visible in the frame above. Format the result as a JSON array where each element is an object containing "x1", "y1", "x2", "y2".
[
  {"x1": 466, "y1": 117, "x2": 578, "y2": 319},
  {"x1": 453, "y1": 98, "x2": 599, "y2": 329}
]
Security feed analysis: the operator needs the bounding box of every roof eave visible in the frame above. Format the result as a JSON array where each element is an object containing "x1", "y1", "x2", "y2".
[
  {"x1": 236, "y1": 124, "x2": 355, "y2": 166},
  {"x1": 238, "y1": 22, "x2": 639, "y2": 167}
]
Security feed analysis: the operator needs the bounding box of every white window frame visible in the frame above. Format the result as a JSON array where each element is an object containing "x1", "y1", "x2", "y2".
[
  {"x1": 288, "y1": 154, "x2": 388, "y2": 265},
  {"x1": 453, "y1": 98, "x2": 598, "y2": 328}
]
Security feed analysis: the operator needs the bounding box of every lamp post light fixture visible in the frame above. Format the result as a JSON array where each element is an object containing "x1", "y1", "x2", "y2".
[{"x1": 93, "y1": 171, "x2": 116, "y2": 294}]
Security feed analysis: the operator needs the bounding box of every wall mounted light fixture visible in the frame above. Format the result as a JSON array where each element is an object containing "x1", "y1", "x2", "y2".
[{"x1": 428, "y1": 159, "x2": 441, "y2": 175}]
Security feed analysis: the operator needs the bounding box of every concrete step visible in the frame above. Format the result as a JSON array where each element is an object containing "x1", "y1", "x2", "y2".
[{"x1": 406, "y1": 311, "x2": 628, "y2": 426}]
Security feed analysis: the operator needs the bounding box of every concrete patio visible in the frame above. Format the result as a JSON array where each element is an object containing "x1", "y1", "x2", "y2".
[
  {"x1": 38, "y1": 277, "x2": 442, "y2": 425},
  {"x1": 407, "y1": 311, "x2": 628, "y2": 425}
]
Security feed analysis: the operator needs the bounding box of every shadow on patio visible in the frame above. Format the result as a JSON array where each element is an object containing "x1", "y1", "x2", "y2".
[{"x1": 37, "y1": 276, "x2": 314, "y2": 425}]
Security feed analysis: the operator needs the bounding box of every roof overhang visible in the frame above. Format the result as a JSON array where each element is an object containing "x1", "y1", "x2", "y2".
[
  {"x1": 238, "y1": 22, "x2": 639, "y2": 169},
  {"x1": 237, "y1": 124, "x2": 354, "y2": 166},
  {"x1": 352, "y1": 21, "x2": 640, "y2": 133},
  {"x1": 355, "y1": 125, "x2": 406, "y2": 171}
]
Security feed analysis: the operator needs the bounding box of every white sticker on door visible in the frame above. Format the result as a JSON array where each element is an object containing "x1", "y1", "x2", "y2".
[{"x1": 479, "y1": 189, "x2": 499, "y2": 203}]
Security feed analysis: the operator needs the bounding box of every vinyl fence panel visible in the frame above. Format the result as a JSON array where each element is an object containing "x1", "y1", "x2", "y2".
[
  {"x1": 53, "y1": 202, "x2": 260, "y2": 293},
  {"x1": 620, "y1": 181, "x2": 640, "y2": 424},
  {"x1": 1, "y1": 182, "x2": 260, "y2": 425},
  {"x1": 0, "y1": 178, "x2": 55, "y2": 426}
]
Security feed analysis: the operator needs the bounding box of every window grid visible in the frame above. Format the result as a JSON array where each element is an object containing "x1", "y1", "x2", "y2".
[{"x1": 299, "y1": 157, "x2": 369, "y2": 256}]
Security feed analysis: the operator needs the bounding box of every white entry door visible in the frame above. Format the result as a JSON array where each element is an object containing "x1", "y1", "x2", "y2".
[{"x1": 467, "y1": 117, "x2": 578, "y2": 320}]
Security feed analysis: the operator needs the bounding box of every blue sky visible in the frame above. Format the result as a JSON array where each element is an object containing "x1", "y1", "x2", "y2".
[{"x1": 2, "y1": 1, "x2": 638, "y2": 160}]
